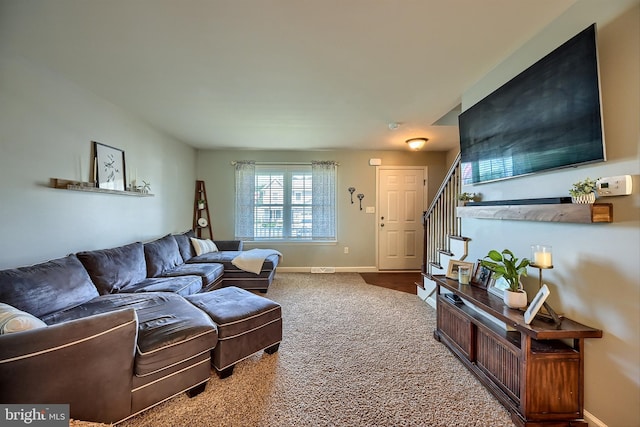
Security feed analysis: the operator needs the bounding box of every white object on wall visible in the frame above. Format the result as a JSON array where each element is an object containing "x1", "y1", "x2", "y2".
[
  {"x1": 596, "y1": 175, "x2": 632, "y2": 196},
  {"x1": 369, "y1": 158, "x2": 382, "y2": 166}
]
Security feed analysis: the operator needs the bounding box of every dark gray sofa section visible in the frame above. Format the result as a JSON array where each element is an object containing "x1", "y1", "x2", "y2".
[
  {"x1": 0, "y1": 231, "x2": 281, "y2": 423},
  {"x1": 173, "y1": 230, "x2": 280, "y2": 292},
  {"x1": 0, "y1": 254, "x2": 218, "y2": 424}
]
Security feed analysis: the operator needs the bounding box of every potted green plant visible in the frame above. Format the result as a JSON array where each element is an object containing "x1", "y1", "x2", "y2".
[
  {"x1": 481, "y1": 249, "x2": 529, "y2": 308},
  {"x1": 197, "y1": 199, "x2": 206, "y2": 209},
  {"x1": 457, "y1": 192, "x2": 478, "y2": 206},
  {"x1": 569, "y1": 177, "x2": 599, "y2": 204}
]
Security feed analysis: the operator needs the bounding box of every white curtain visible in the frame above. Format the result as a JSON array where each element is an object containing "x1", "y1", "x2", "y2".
[
  {"x1": 311, "y1": 161, "x2": 337, "y2": 240},
  {"x1": 234, "y1": 161, "x2": 256, "y2": 240}
]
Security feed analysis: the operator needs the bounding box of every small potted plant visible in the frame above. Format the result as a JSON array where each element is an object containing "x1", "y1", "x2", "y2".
[
  {"x1": 481, "y1": 249, "x2": 529, "y2": 308},
  {"x1": 457, "y1": 192, "x2": 478, "y2": 206},
  {"x1": 569, "y1": 177, "x2": 599, "y2": 204},
  {"x1": 141, "y1": 180, "x2": 151, "y2": 194},
  {"x1": 197, "y1": 199, "x2": 206, "y2": 210}
]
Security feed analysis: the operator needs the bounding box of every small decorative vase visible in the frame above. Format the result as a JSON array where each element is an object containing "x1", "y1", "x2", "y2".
[
  {"x1": 503, "y1": 289, "x2": 528, "y2": 309},
  {"x1": 571, "y1": 192, "x2": 596, "y2": 204}
]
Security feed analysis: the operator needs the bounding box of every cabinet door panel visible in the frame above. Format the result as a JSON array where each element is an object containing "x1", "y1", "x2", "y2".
[
  {"x1": 525, "y1": 355, "x2": 581, "y2": 419},
  {"x1": 476, "y1": 327, "x2": 521, "y2": 402},
  {"x1": 438, "y1": 300, "x2": 474, "y2": 360}
]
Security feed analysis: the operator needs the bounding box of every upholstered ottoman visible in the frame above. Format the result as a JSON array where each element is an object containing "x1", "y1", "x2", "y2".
[{"x1": 186, "y1": 286, "x2": 282, "y2": 378}]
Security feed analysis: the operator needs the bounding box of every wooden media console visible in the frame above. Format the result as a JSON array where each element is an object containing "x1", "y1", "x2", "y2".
[{"x1": 430, "y1": 275, "x2": 602, "y2": 427}]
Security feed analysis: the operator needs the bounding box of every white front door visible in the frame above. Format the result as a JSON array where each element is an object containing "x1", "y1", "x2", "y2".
[{"x1": 377, "y1": 167, "x2": 426, "y2": 270}]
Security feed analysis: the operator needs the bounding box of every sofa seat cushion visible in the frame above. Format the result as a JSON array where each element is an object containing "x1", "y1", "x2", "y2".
[
  {"x1": 0, "y1": 254, "x2": 100, "y2": 318},
  {"x1": 77, "y1": 242, "x2": 147, "y2": 295},
  {"x1": 41, "y1": 292, "x2": 218, "y2": 377},
  {"x1": 159, "y1": 263, "x2": 224, "y2": 290},
  {"x1": 144, "y1": 234, "x2": 185, "y2": 278},
  {"x1": 187, "y1": 251, "x2": 279, "y2": 272},
  {"x1": 118, "y1": 276, "x2": 204, "y2": 296}
]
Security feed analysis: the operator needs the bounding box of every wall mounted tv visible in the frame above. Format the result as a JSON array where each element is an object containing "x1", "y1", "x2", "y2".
[{"x1": 459, "y1": 24, "x2": 606, "y2": 185}]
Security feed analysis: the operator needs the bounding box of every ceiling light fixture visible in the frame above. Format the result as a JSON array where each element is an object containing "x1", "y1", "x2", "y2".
[{"x1": 406, "y1": 138, "x2": 428, "y2": 151}]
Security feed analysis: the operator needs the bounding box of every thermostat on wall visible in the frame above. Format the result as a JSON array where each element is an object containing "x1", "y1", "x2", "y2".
[
  {"x1": 596, "y1": 175, "x2": 632, "y2": 197},
  {"x1": 369, "y1": 158, "x2": 382, "y2": 166}
]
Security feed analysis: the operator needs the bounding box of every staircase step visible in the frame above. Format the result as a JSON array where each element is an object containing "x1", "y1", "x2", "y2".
[{"x1": 437, "y1": 249, "x2": 454, "y2": 257}]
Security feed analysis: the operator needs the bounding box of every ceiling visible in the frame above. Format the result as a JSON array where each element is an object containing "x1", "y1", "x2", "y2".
[{"x1": 0, "y1": 0, "x2": 577, "y2": 151}]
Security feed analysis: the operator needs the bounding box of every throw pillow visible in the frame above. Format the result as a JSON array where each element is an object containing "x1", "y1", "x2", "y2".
[
  {"x1": 190, "y1": 238, "x2": 219, "y2": 256},
  {"x1": 0, "y1": 302, "x2": 47, "y2": 334}
]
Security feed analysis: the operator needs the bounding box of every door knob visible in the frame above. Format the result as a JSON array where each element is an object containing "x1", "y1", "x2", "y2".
[
  {"x1": 381, "y1": 216, "x2": 384, "y2": 220},
  {"x1": 380, "y1": 223, "x2": 385, "y2": 227}
]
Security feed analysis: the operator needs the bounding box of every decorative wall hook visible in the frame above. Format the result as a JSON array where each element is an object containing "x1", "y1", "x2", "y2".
[
  {"x1": 357, "y1": 193, "x2": 364, "y2": 210},
  {"x1": 348, "y1": 187, "x2": 356, "y2": 204}
]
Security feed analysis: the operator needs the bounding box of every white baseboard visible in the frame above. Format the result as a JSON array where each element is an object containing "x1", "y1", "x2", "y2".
[
  {"x1": 277, "y1": 266, "x2": 379, "y2": 273},
  {"x1": 584, "y1": 410, "x2": 607, "y2": 427}
]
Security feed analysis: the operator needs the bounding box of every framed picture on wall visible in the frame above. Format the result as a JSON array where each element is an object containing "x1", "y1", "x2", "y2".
[{"x1": 93, "y1": 141, "x2": 126, "y2": 191}]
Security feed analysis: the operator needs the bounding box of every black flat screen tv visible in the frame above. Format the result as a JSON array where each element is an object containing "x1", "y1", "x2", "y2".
[{"x1": 459, "y1": 24, "x2": 606, "y2": 185}]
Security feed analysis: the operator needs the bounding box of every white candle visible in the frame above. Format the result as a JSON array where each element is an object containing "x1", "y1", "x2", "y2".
[{"x1": 534, "y1": 251, "x2": 552, "y2": 267}]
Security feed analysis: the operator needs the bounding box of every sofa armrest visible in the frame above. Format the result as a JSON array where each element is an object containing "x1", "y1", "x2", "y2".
[
  {"x1": 214, "y1": 240, "x2": 243, "y2": 251},
  {"x1": 0, "y1": 309, "x2": 138, "y2": 424}
]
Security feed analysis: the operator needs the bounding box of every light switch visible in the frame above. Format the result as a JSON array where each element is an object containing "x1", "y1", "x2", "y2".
[{"x1": 365, "y1": 206, "x2": 375, "y2": 214}]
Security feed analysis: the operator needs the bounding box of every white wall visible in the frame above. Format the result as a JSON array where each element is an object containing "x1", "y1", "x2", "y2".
[
  {"x1": 0, "y1": 53, "x2": 196, "y2": 269},
  {"x1": 460, "y1": 2, "x2": 639, "y2": 426}
]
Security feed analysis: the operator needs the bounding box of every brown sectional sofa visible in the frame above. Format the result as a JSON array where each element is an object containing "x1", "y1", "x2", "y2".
[{"x1": 0, "y1": 231, "x2": 282, "y2": 424}]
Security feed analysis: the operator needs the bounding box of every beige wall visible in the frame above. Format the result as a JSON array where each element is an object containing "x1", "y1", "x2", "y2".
[
  {"x1": 0, "y1": 54, "x2": 197, "y2": 269},
  {"x1": 196, "y1": 149, "x2": 448, "y2": 270},
  {"x1": 460, "y1": 2, "x2": 640, "y2": 426}
]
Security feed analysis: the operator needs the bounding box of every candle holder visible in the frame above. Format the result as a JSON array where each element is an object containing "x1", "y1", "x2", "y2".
[{"x1": 531, "y1": 244, "x2": 553, "y2": 269}]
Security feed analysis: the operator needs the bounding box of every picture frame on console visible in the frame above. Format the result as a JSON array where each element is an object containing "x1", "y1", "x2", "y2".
[
  {"x1": 446, "y1": 260, "x2": 474, "y2": 280},
  {"x1": 471, "y1": 260, "x2": 492, "y2": 289},
  {"x1": 93, "y1": 141, "x2": 126, "y2": 191},
  {"x1": 488, "y1": 276, "x2": 510, "y2": 298}
]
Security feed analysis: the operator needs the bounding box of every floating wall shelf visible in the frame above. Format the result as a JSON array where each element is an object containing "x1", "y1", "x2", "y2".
[
  {"x1": 50, "y1": 178, "x2": 154, "y2": 197},
  {"x1": 456, "y1": 203, "x2": 612, "y2": 224}
]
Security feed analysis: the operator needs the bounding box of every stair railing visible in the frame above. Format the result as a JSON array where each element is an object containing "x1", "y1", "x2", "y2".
[{"x1": 422, "y1": 152, "x2": 463, "y2": 277}]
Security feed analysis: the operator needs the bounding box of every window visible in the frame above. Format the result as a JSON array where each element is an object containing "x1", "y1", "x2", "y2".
[{"x1": 234, "y1": 161, "x2": 337, "y2": 241}]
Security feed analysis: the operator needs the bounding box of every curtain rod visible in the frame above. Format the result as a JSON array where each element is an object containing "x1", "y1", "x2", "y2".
[{"x1": 230, "y1": 161, "x2": 339, "y2": 166}]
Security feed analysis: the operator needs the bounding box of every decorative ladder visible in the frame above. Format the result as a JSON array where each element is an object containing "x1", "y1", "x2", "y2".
[
  {"x1": 418, "y1": 152, "x2": 470, "y2": 306},
  {"x1": 193, "y1": 180, "x2": 213, "y2": 239}
]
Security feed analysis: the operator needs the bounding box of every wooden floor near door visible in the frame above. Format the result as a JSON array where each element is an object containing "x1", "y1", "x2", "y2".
[{"x1": 359, "y1": 272, "x2": 421, "y2": 295}]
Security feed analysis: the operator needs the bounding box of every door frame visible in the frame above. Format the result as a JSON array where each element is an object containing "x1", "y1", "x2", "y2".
[{"x1": 375, "y1": 165, "x2": 428, "y2": 271}]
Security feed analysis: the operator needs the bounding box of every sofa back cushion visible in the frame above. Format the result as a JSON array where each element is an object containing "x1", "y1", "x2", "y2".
[
  {"x1": 0, "y1": 255, "x2": 99, "y2": 318},
  {"x1": 77, "y1": 242, "x2": 147, "y2": 295},
  {"x1": 144, "y1": 234, "x2": 184, "y2": 277},
  {"x1": 173, "y1": 230, "x2": 196, "y2": 262}
]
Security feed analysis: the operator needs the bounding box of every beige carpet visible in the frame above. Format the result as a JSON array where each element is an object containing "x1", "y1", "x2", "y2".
[{"x1": 73, "y1": 273, "x2": 514, "y2": 427}]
